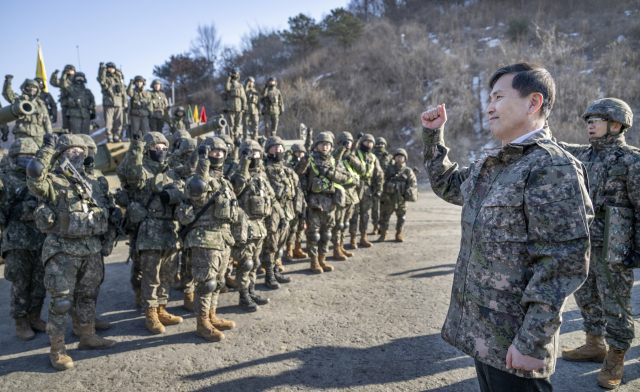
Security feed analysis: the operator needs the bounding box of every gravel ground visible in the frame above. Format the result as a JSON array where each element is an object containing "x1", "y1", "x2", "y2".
[{"x1": 0, "y1": 185, "x2": 639, "y2": 391}]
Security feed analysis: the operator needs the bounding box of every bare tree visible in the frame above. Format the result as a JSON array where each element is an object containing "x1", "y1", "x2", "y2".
[
  {"x1": 347, "y1": 0, "x2": 384, "y2": 22},
  {"x1": 190, "y1": 22, "x2": 222, "y2": 79}
]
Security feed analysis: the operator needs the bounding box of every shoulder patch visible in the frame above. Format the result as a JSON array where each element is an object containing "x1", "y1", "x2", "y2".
[{"x1": 535, "y1": 139, "x2": 574, "y2": 166}]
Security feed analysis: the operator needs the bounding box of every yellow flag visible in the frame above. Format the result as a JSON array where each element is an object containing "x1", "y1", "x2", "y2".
[
  {"x1": 36, "y1": 42, "x2": 48, "y2": 92},
  {"x1": 193, "y1": 105, "x2": 199, "y2": 124}
]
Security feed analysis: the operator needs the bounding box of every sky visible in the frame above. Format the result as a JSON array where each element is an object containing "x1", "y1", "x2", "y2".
[{"x1": 1, "y1": 0, "x2": 347, "y2": 105}]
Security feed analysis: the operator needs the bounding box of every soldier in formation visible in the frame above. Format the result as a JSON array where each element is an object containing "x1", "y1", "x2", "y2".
[
  {"x1": 65, "y1": 72, "x2": 96, "y2": 135},
  {"x1": 165, "y1": 106, "x2": 191, "y2": 134},
  {"x1": 3, "y1": 76, "x2": 52, "y2": 146},
  {"x1": 261, "y1": 77, "x2": 283, "y2": 137},
  {"x1": 98, "y1": 62, "x2": 127, "y2": 142},
  {"x1": 372, "y1": 137, "x2": 391, "y2": 235},
  {"x1": 223, "y1": 69, "x2": 246, "y2": 140},
  {"x1": 285, "y1": 143, "x2": 309, "y2": 260},
  {"x1": 34, "y1": 78, "x2": 57, "y2": 126},
  {"x1": 127, "y1": 76, "x2": 152, "y2": 137},
  {"x1": 149, "y1": 79, "x2": 169, "y2": 133},
  {"x1": 50, "y1": 65, "x2": 75, "y2": 131},
  {"x1": 243, "y1": 77, "x2": 260, "y2": 140}
]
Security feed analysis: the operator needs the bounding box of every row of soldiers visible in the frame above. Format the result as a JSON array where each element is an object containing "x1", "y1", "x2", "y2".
[{"x1": 1, "y1": 117, "x2": 417, "y2": 371}]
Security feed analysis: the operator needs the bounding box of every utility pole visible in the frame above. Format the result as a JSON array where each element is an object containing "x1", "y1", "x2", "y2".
[{"x1": 76, "y1": 45, "x2": 81, "y2": 71}]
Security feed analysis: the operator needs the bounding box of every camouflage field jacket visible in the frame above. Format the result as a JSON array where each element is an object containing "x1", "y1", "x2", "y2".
[{"x1": 423, "y1": 126, "x2": 593, "y2": 378}]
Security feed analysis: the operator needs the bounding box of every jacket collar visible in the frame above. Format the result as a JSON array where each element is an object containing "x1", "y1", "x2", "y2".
[
  {"x1": 484, "y1": 127, "x2": 553, "y2": 164},
  {"x1": 590, "y1": 133, "x2": 626, "y2": 153}
]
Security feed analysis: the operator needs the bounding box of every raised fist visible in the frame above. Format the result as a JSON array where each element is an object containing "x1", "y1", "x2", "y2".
[
  {"x1": 241, "y1": 147, "x2": 251, "y2": 157},
  {"x1": 5, "y1": 75, "x2": 13, "y2": 80},
  {"x1": 356, "y1": 132, "x2": 364, "y2": 139},
  {"x1": 197, "y1": 144, "x2": 210, "y2": 158},
  {"x1": 43, "y1": 133, "x2": 58, "y2": 149},
  {"x1": 421, "y1": 103, "x2": 447, "y2": 129},
  {"x1": 132, "y1": 130, "x2": 143, "y2": 141}
]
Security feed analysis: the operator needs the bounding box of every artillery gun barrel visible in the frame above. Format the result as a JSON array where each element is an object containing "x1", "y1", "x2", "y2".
[
  {"x1": 188, "y1": 115, "x2": 227, "y2": 138},
  {"x1": 0, "y1": 101, "x2": 35, "y2": 126}
]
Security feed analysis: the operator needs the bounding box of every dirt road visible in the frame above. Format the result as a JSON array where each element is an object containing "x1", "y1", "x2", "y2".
[{"x1": 1, "y1": 186, "x2": 639, "y2": 391}]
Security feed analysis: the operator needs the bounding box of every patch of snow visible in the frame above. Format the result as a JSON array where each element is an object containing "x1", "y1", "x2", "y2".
[
  {"x1": 432, "y1": 38, "x2": 439, "y2": 44},
  {"x1": 423, "y1": 91, "x2": 431, "y2": 102},
  {"x1": 390, "y1": 91, "x2": 400, "y2": 95},
  {"x1": 570, "y1": 33, "x2": 579, "y2": 37},
  {"x1": 498, "y1": 22, "x2": 505, "y2": 27},
  {"x1": 579, "y1": 69, "x2": 594, "y2": 74},
  {"x1": 622, "y1": 62, "x2": 627, "y2": 66},
  {"x1": 617, "y1": 35, "x2": 625, "y2": 41},
  {"x1": 439, "y1": 6, "x2": 445, "y2": 15},
  {"x1": 478, "y1": 37, "x2": 491, "y2": 42},
  {"x1": 400, "y1": 127, "x2": 412, "y2": 136},
  {"x1": 444, "y1": 49, "x2": 451, "y2": 55},
  {"x1": 487, "y1": 39, "x2": 500, "y2": 48},
  {"x1": 312, "y1": 72, "x2": 335, "y2": 87},
  {"x1": 624, "y1": 10, "x2": 638, "y2": 16},
  {"x1": 406, "y1": 139, "x2": 415, "y2": 146},
  {"x1": 465, "y1": 26, "x2": 471, "y2": 30},
  {"x1": 465, "y1": 64, "x2": 470, "y2": 69},
  {"x1": 486, "y1": 26, "x2": 493, "y2": 30}
]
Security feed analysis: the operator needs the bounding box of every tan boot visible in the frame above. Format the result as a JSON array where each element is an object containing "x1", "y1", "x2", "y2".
[
  {"x1": 196, "y1": 314, "x2": 224, "y2": 342},
  {"x1": 183, "y1": 292, "x2": 194, "y2": 311},
  {"x1": 350, "y1": 233, "x2": 358, "y2": 250},
  {"x1": 333, "y1": 245, "x2": 347, "y2": 261},
  {"x1": 396, "y1": 231, "x2": 404, "y2": 242},
  {"x1": 225, "y1": 275, "x2": 238, "y2": 289},
  {"x1": 220, "y1": 285, "x2": 228, "y2": 293},
  {"x1": 71, "y1": 315, "x2": 82, "y2": 337},
  {"x1": 172, "y1": 272, "x2": 182, "y2": 290},
  {"x1": 258, "y1": 267, "x2": 265, "y2": 275},
  {"x1": 15, "y1": 316, "x2": 35, "y2": 341},
  {"x1": 210, "y1": 307, "x2": 235, "y2": 331},
  {"x1": 78, "y1": 323, "x2": 117, "y2": 350},
  {"x1": 284, "y1": 244, "x2": 294, "y2": 262},
  {"x1": 562, "y1": 332, "x2": 607, "y2": 363},
  {"x1": 157, "y1": 304, "x2": 183, "y2": 325},
  {"x1": 310, "y1": 257, "x2": 323, "y2": 274},
  {"x1": 133, "y1": 287, "x2": 142, "y2": 308},
  {"x1": 145, "y1": 308, "x2": 165, "y2": 334},
  {"x1": 341, "y1": 243, "x2": 353, "y2": 257},
  {"x1": 360, "y1": 232, "x2": 372, "y2": 248},
  {"x1": 94, "y1": 317, "x2": 111, "y2": 331},
  {"x1": 318, "y1": 254, "x2": 334, "y2": 272},
  {"x1": 294, "y1": 242, "x2": 308, "y2": 258},
  {"x1": 28, "y1": 307, "x2": 47, "y2": 332},
  {"x1": 372, "y1": 224, "x2": 379, "y2": 235},
  {"x1": 598, "y1": 347, "x2": 628, "y2": 389},
  {"x1": 377, "y1": 231, "x2": 387, "y2": 242},
  {"x1": 49, "y1": 335, "x2": 73, "y2": 371},
  {"x1": 277, "y1": 257, "x2": 285, "y2": 272}
]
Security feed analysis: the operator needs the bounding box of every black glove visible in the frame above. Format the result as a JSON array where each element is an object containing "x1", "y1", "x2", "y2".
[
  {"x1": 234, "y1": 138, "x2": 241, "y2": 147},
  {"x1": 132, "y1": 129, "x2": 143, "y2": 141},
  {"x1": 317, "y1": 166, "x2": 330, "y2": 177},
  {"x1": 278, "y1": 218, "x2": 287, "y2": 230},
  {"x1": 356, "y1": 132, "x2": 364, "y2": 139},
  {"x1": 623, "y1": 250, "x2": 640, "y2": 268},
  {"x1": 298, "y1": 213, "x2": 305, "y2": 220},
  {"x1": 198, "y1": 145, "x2": 210, "y2": 158},
  {"x1": 5, "y1": 75, "x2": 13, "y2": 80},
  {"x1": 158, "y1": 191, "x2": 171, "y2": 205},
  {"x1": 374, "y1": 190, "x2": 382, "y2": 198},
  {"x1": 342, "y1": 153, "x2": 352, "y2": 162},
  {"x1": 110, "y1": 207, "x2": 123, "y2": 224},
  {"x1": 42, "y1": 133, "x2": 58, "y2": 149},
  {"x1": 241, "y1": 147, "x2": 251, "y2": 157},
  {"x1": 342, "y1": 139, "x2": 350, "y2": 147}
]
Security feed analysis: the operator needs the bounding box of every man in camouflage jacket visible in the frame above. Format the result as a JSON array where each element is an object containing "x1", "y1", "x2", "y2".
[
  {"x1": 64, "y1": 73, "x2": 96, "y2": 135},
  {"x1": 127, "y1": 76, "x2": 152, "y2": 137},
  {"x1": 372, "y1": 137, "x2": 392, "y2": 235},
  {"x1": 3, "y1": 76, "x2": 52, "y2": 146},
  {"x1": 286, "y1": 143, "x2": 308, "y2": 259},
  {"x1": 164, "y1": 106, "x2": 191, "y2": 134},
  {"x1": 34, "y1": 77, "x2": 57, "y2": 125},
  {"x1": 223, "y1": 69, "x2": 246, "y2": 140},
  {"x1": 50, "y1": 65, "x2": 75, "y2": 131},
  {"x1": 422, "y1": 63, "x2": 593, "y2": 391},
  {"x1": 97, "y1": 62, "x2": 126, "y2": 142},
  {"x1": 243, "y1": 77, "x2": 260, "y2": 140},
  {"x1": 261, "y1": 77, "x2": 284, "y2": 137},
  {"x1": 377, "y1": 148, "x2": 417, "y2": 242},
  {"x1": 149, "y1": 79, "x2": 169, "y2": 133}
]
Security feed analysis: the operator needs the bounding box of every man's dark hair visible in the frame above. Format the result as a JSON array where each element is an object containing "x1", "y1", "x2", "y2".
[{"x1": 489, "y1": 63, "x2": 556, "y2": 119}]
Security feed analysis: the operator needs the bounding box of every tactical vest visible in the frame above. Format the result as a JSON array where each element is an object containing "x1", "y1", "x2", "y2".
[
  {"x1": 239, "y1": 171, "x2": 273, "y2": 219},
  {"x1": 357, "y1": 150, "x2": 376, "y2": 180},
  {"x1": 309, "y1": 157, "x2": 338, "y2": 194},
  {"x1": 341, "y1": 160, "x2": 359, "y2": 187},
  {"x1": 190, "y1": 174, "x2": 238, "y2": 231},
  {"x1": 130, "y1": 89, "x2": 150, "y2": 117},
  {"x1": 67, "y1": 86, "x2": 92, "y2": 118}
]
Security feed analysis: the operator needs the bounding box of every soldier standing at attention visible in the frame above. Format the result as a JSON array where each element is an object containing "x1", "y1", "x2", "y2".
[
  {"x1": 422, "y1": 63, "x2": 593, "y2": 392},
  {"x1": 377, "y1": 148, "x2": 417, "y2": 242},
  {"x1": 149, "y1": 79, "x2": 168, "y2": 133},
  {"x1": 223, "y1": 69, "x2": 246, "y2": 140},
  {"x1": 558, "y1": 98, "x2": 639, "y2": 390},
  {"x1": 372, "y1": 137, "x2": 391, "y2": 235},
  {"x1": 243, "y1": 77, "x2": 260, "y2": 140},
  {"x1": 285, "y1": 143, "x2": 308, "y2": 260},
  {"x1": 1, "y1": 138, "x2": 47, "y2": 341},
  {"x1": 50, "y1": 65, "x2": 75, "y2": 131},
  {"x1": 261, "y1": 77, "x2": 283, "y2": 137},
  {"x1": 165, "y1": 106, "x2": 191, "y2": 134},
  {"x1": 348, "y1": 134, "x2": 383, "y2": 249},
  {"x1": 97, "y1": 62, "x2": 126, "y2": 142},
  {"x1": 3, "y1": 76, "x2": 52, "y2": 146},
  {"x1": 122, "y1": 131, "x2": 185, "y2": 334},
  {"x1": 34, "y1": 78, "x2": 57, "y2": 126},
  {"x1": 127, "y1": 76, "x2": 152, "y2": 137},
  {"x1": 26, "y1": 134, "x2": 117, "y2": 371},
  {"x1": 65, "y1": 73, "x2": 96, "y2": 135}
]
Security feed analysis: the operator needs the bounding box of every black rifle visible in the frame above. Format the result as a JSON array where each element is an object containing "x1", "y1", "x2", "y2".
[
  {"x1": 59, "y1": 158, "x2": 98, "y2": 207},
  {"x1": 6, "y1": 186, "x2": 29, "y2": 221},
  {"x1": 172, "y1": 190, "x2": 225, "y2": 248}
]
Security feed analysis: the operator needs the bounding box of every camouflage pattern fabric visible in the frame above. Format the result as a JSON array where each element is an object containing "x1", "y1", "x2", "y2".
[
  {"x1": 286, "y1": 217, "x2": 305, "y2": 246},
  {"x1": 3, "y1": 249, "x2": 45, "y2": 318},
  {"x1": 332, "y1": 203, "x2": 356, "y2": 245},
  {"x1": 140, "y1": 249, "x2": 177, "y2": 309},
  {"x1": 350, "y1": 195, "x2": 374, "y2": 234},
  {"x1": 264, "y1": 114, "x2": 279, "y2": 137},
  {"x1": 233, "y1": 238, "x2": 264, "y2": 289},
  {"x1": 130, "y1": 241, "x2": 142, "y2": 289},
  {"x1": 130, "y1": 115, "x2": 150, "y2": 136},
  {"x1": 149, "y1": 90, "x2": 168, "y2": 120},
  {"x1": 45, "y1": 252, "x2": 103, "y2": 337},
  {"x1": 349, "y1": 149, "x2": 383, "y2": 234},
  {"x1": 372, "y1": 148, "x2": 392, "y2": 226},
  {"x1": 261, "y1": 85, "x2": 283, "y2": 115},
  {"x1": 379, "y1": 202, "x2": 407, "y2": 232},
  {"x1": 423, "y1": 126, "x2": 593, "y2": 379},
  {"x1": 379, "y1": 159, "x2": 417, "y2": 232},
  {"x1": 306, "y1": 208, "x2": 335, "y2": 258},
  {"x1": 243, "y1": 113, "x2": 259, "y2": 139},
  {"x1": 226, "y1": 112, "x2": 243, "y2": 140},
  {"x1": 2, "y1": 78, "x2": 52, "y2": 146},
  {"x1": 223, "y1": 77, "x2": 247, "y2": 139},
  {"x1": 574, "y1": 247, "x2": 634, "y2": 349},
  {"x1": 190, "y1": 247, "x2": 230, "y2": 317},
  {"x1": 179, "y1": 250, "x2": 194, "y2": 294},
  {"x1": 104, "y1": 107, "x2": 124, "y2": 142}
]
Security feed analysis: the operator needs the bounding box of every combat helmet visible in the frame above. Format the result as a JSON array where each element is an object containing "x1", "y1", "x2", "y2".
[
  {"x1": 171, "y1": 130, "x2": 191, "y2": 146},
  {"x1": 177, "y1": 137, "x2": 197, "y2": 156},
  {"x1": 63, "y1": 64, "x2": 76, "y2": 73},
  {"x1": 34, "y1": 77, "x2": 45, "y2": 87},
  {"x1": 393, "y1": 148, "x2": 408, "y2": 163},
  {"x1": 244, "y1": 76, "x2": 255, "y2": 85},
  {"x1": 311, "y1": 131, "x2": 334, "y2": 151},
  {"x1": 78, "y1": 134, "x2": 97, "y2": 150},
  {"x1": 582, "y1": 98, "x2": 633, "y2": 137},
  {"x1": 20, "y1": 79, "x2": 40, "y2": 96},
  {"x1": 336, "y1": 132, "x2": 353, "y2": 146},
  {"x1": 241, "y1": 139, "x2": 262, "y2": 154},
  {"x1": 268, "y1": 77, "x2": 277, "y2": 83},
  {"x1": 220, "y1": 134, "x2": 234, "y2": 146},
  {"x1": 201, "y1": 136, "x2": 228, "y2": 154},
  {"x1": 173, "y1": 106, "x2": 186, "y2": 116},
  {"x1": 143, "y1": 131, "x2": 169, "y2": 151},
  {"x1": 73, "y1": 72, "x2": 87, "y2": 83},
  {"x1": 105, "y1": 62, "x2": 116, "y2": 69},
  {"x1": 375, "y1": 137, "x2": 387, "y2": 146},
  {"x1": 290, "y1": 143, "x2": 306, "y2": 153},
  {"x1": 54, "y1": 134, "x2": 87, "y2": 159},
  {"x1": 151, "y1": 79, "x2": 162, "y2": 88},
  {"x1": 264, "y1": 136, "x2": 285, "y2": 153},
  {"x1": 9, "y1": 138, "x2": 39, "y2": 158},
  {"x1": 134, "y1": 75, "x2": 146, "y2": 84}
]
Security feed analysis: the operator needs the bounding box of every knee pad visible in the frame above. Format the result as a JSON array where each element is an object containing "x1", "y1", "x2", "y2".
[
  {"x1": 364, "y1": 213, "x2": 370, "y2": 221},
  {"x1": 398, "y1": 216, "x2": 406, "y2": 223},
  {"x1": 310, "y1": 232, "x2": 320, "y2": 244},
  {"x1": 242, "y1": 259, "x2": 254, "y2": 271},
  {"x1": 50, "y1": 298, "x2": 73, "y2": 315},
  {"x1": 338, "y1": 222, "x2": 345, "y2": 230},
  {"x1": 88, "y1": 287, "x2": 100, "y2": 300},
  {"x1": 203, "y1": 279, "x2": 217, "y2": 294},
  {"x1": 321, "y1": 231, "x2": 332, "y2": 242},
  {"x1": 344, "y1": 222, "x2": 350, "y2": 231},
  {"x1": 261, "y1": 253, "x2": 272, "y2": 264},
  {"x1": 277, "y1": 249, "x2": 284, "y2": 259}
]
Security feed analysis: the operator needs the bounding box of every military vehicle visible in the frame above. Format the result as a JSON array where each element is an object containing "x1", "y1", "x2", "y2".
[{"x1": 0, "y1": 100, "x2": 35, "y2": 124}]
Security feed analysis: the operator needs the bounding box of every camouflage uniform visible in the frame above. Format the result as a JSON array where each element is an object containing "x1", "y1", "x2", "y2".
[
  {"x1": 286, "y1": 144, "x2": 308, "y2": 257},
  {"x1": 372, "y1": 137, "x2": 392, "y2": 233},
  {"x1": 3, "y1": 76, "x2": 53, "y2": 146},
  {"x1": 557, "y1": 99, "x2": 639, "y2": 350},
  {"x1": 379, "y1": 149, "x2": 417, "y2": 239},
  {"x1": 223, "y1": 70, "x2": 247, "y2": 140},
  {"x1": 423, "y1": 125, "x2": 593, "y2": 378},
  {"x1": 127, "y1": 76, "x2": 152, "y2": 137},
  {"x1": 167, "y1": 130, "x2": 194, "y2": 170},
  {"x1": 349, "y1": 134, "x2": 383, "y2": 244},
  {"x1": 1, "y1": 139, "x2": 47, "y2": 337},
  {"x1": 50, "y1": 65, "x2": 75, "y2": 131},
  {"x1": 97, "y1": 62, "x2": 127, "y2": 142},
  {"x1": 164, "y1": 106, "x2": 191, "y2": 134},
  {"x1": 221, "y1": 134, "x2": 239, "y2": 178},
  {"x1": 65, "y1": 73, "x2": 96, "y2": 135},
  {"x1": 243, "y1": 77, "x2": 260, "y2": 140},
  {"x1": 34, "y1": 78, "x2": 57, "y2": 124},
  {"x1": 261, "y1": 78, "x2": 283, "y2": 137}
]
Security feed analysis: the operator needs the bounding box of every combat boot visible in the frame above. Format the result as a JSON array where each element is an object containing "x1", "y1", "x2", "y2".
[
  {"x1": 210, "y1": 307, "x2": 235, "y2": 331},
  {"x1": 220, "y1": 285, "x2": 228, "y2": 293},
  {"x1": 157, "y1": 304, "x2": 183, "y2": 325},
  {"x1": 78, "y1": 323, "x2": 117, "y2": 350},
  {"x1": 28, "y1": 306, "x2": 47, "y2": 332},
  {"x1": 274, "y1": 266, "x2": 292, "y2": 284},
  {"x1": 562, "y1": 332, "x2": 607, "y2": 363},
  {"x1": 264, "y1": 267, "x2": 281, "y2": 290},
  {"x1": 95, "y1": 316, "x2": 111, "y2": 331},
  {"x1": 350, "y1": 234, "x2": 358, "y2": 250},
  {"x1": 285, "y1": 244, "x2": 294, "y2": 262},
  {"x1": 598, "y1": 347, "x2": 628, "y2": 389},
  {"x1": 248, "y1": 283, "x2": 270, "y2": 305},
  {"x1": 277, "y1": 257, "x2": 285, "y2": 272},
  {"x1": 225, "y1": 275, "x2": 237, "y2": 289},
  {"x1": 333, "y1": 245, "x2": 347, "y2": 261},
  {"x1": 310, "y1": 256, "x2": 323, "y2": 274},
  {"x1": 294, "y1": 242, "x2": 308, "y2": 258},
  {"x1": 145, "y1": 308, "x2": 165, "y2": 334},
  {"x1": 15, "y1": 316, "x2": 35, "y2": 341},
  {"x1": 372, "y1": 224, "x2": 379, "y2": 235},
  {"x1": 133, "y1": 287, "x2": 142, "y2": 308},
  {"x1": 71, "y1": 315, "x2": 82, "y2": 337},
  {"x1": 377, "y1": 231, "x2": 387, "y2": 242},
  {"x1": 340, "y1": 243, "x2": 353, "y2": 257},
  {"x1": 49, "y1": 335, "x2": 73, "y2": 371},
  {"x1": 196, "y1": 315, "x2": 224, "y2": 342},
  {"x1": 318, "y1": 254, "x2": 334, "y2": 272},
  {"x1": 258, "y1": 266, "x2": 266, "y2": 275},
  {"x1": 396, "y1": 231, "x2": 404, "y2": 242},
  {"x1": 183, "y1": 292, "x2": 194, "y2": 311},
  {"x1": 359, "y1": 233, "x2": 372, "y2": 248},
  {"x1": 239, "y1": 289, "x2": 259, "y2": 312}
]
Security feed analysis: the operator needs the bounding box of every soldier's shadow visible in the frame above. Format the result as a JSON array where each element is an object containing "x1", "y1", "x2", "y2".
[{"x1": 388, "y1": 264, "x2": 456, "y2": 279}]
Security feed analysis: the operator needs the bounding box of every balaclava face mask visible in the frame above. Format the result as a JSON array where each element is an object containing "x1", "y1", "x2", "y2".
[
  {"x1": 249, "y1": 152, "x2": 260, "y2": 168},
  {"x1": 209, "y1": 154, "x2": 225, "y2": 168},
  {"x1": 13, "y1": 157, "x2": 32, "y2": 171},
  {"x1": 149, "y1": 149, "x2": 167, "y2": 163},
  {"x1": 267, "y1": 152, "x2": 285, "y2": 162},
  {"x1": 64, "y1": 151, "x2": 85, "y2": 170},
  {"x1": 360, "y1": 143, "x2": 372, "y2": 153}
]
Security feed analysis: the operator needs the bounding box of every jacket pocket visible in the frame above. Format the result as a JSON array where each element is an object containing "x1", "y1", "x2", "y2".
[{"x1": 480, "y1": 191, "x2": 527, "y2": 243}]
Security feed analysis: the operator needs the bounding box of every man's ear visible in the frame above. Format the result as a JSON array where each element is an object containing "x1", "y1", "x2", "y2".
[
  {"x1": 611, "y1": 122, "x2": 623, "y2": 133},
  {"x1": 528, "y1": 92, "x2": 544, "y2": 116}
]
